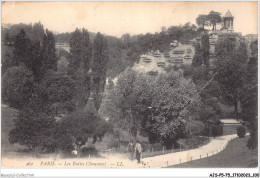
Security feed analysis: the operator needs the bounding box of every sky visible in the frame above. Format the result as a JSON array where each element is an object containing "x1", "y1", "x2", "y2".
[{"x1": 2, "y1": 1, "x2": 258, "y2": 37}]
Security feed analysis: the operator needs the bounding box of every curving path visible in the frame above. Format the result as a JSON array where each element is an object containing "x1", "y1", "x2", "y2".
[
  {"x1": 138, "y1": 134, "x2": 239, "y2": 168},
  {"x1": 2, "y1": 134, "x2": 240, "y2": 168}
]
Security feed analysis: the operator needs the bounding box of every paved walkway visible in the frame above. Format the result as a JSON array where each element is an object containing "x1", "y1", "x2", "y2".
[
  {"x1": 2, "y1": 134, "x2": 240, "y2": 168},
  {"x1": 137, "y1": 134, "x2": 238, "y2": 168}
]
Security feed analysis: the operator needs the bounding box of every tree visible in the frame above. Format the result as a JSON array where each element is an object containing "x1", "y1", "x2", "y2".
[
  {"x1": 40, "y1": 71, "x2": 77, "y2": 114},
  {"x1": 192, "y1": 34, "x2": 210, "y2": 68},
  {"x1": 68, "y1": 28, "x2": 92, "y2": 110},
  {"x1": 207, "y1": 11, "x2": 222, "y2": 31},
  {"x1": 42, "y1": 29, "x2": 57, "y2": 75},
  {"x1": 2, "y1": 65, "x2": 34, "y2": 109},
  {"x1": 121, "y1": 33, "x2": 131, "y2": 48},
  {"x1": 27, "y1": 41, "x2": 43, "y2": 81},
  {"x1": 77, "y1": 28, "x2": 92, "y2": 109},
  {"x1": 241, "y1": 57, "x2": 257, "y2": 149},
  {"x1": 92, "y1": 32, "x2": 109, "y2": 110},
  {"x1": 12, "y1": 28, "x2": 45, "y2": 81},
  {"x1": 250, "y1": 40, "x2": 258, "y2": 58},
  {"x1": 2, "y1": 22, "x2": 45, "y2": 43},
  {"x1": 100, "y1": 69, "x2": 138, "y2": 140},
  {"x1": 55, "y1": 110, "x2": 110, "y2": 154},
  {"x1": 196, "y1": 14, "x2": 208, "y2": 29},
  {"x1": 214, "y1": 39, "x2": 247, "y2": 113},
  {"x1": 148, "y1": 71, "x2": 201, "y2": 148},
  {"x1": 101, "y1": 69, "x2": 201, "y2": 148},
  {"x1": 3, "y1": 31, "x2": 10, "y2": 44},
  {"x1": 68, "y1": 28, "x2": 82, "y2": 76},
  {"x1": 161, "y1": 26, "x2": 167, "y2": 33},
  {"x1": 2, "y1": 44, "x2": 15, "y2": 75},
  {"x1": 9, "y1": 94, "x2": 55, "y2": 152},
  {"x1": 31, "y1": 22, "x2": 44, "y2": 43},
  {"x1": 13, "y1": 29, "x2": 31, "y2": 66}
]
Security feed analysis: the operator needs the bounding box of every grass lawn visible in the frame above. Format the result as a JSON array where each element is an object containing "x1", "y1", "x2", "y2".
[{"x1": 169, "y1": 136, "x2": 258, "y2": 168}]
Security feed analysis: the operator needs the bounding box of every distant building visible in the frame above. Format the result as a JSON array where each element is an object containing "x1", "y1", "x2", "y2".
[{"x1": 222, "y1": 10, "x2": 234, "y2": 32}]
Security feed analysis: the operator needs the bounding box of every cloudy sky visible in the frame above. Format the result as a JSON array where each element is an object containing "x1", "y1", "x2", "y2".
[{"x1": 2, "y1": 1, "x2": 258, "y2": 37}]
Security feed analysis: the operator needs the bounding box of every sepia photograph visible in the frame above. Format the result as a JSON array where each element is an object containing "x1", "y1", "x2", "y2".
[{"x1": 0, "y1": 1, "x2": 258, "y2": 176}]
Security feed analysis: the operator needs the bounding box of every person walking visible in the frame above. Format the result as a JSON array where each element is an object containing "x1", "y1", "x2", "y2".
[
  {"x1": 134, "y1": 140, "x2": 142, "y2": 164},
  {"x1": 127, "y1": 141, "x2": 134, "y2": 160}
]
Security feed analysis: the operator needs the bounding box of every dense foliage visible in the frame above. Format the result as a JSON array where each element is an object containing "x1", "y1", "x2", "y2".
[
  {"x1": 6, "y1": 24, "x2": 110, "y2": 155},
  {"x1": 241, "y1": 40, "x2": 258, "y2": 149},
  {"x1": 2, "y1": 65, "x2": 34, "y2": 109},
  {"x1": 196, "y1": 11, "x2": 222, "y2": 30},
  {"x1": 100, "y1": 69, "x2": 201, "y2": 149},
  {"x1": 4, "y1": 16, "x2": 258, "y2": 156},
  {"x1": 214, "y1": 37, "x2": 248, "y2": 112}
]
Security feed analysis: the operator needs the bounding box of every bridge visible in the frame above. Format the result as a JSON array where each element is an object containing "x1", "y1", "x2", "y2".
[{"x1": 55, "y1": 43, "x2": 70, "y2": 53}]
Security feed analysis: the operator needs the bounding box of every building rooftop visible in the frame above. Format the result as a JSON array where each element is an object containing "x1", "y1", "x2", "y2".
[
  {"x1": 220, "y1": 119, "x2": 241, "y2": 124},
  {"x1": 224, "y1": 10, "x2": 234, "y2": 18}
]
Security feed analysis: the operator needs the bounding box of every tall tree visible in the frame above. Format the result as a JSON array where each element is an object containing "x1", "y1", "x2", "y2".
[
  {"x1": 77, "y1": 28, "x2": 92, "y2": 109},
  {"x1": 92, "y1": 32, "x2": 109, "y2": 110},
  {"x1": 241, "y1": 50, "x2": 257, "y2": 149},
  {"x1": 68, "y1": 28, "x2": 92, "y2": 109},
  {"x1": 28, "y1": 41, "x2": 43, "y2": 81},
  {"x1": 13, "y1": 29, "x2": 31, "y2": 66},
  {"x1": 42, "y1": 29, "x2": 57, "y2": 75},
  {"x1": 192, "y1": 33, "x2": 209, "y2": 67},
  {"x1": 31, "y1": 22, "x2": 45, "y2": 43},
  {"x1": 214, "y1": 39, "x2": 247, "y2": 113},
  {"x1": 68, "y1": 28, "x2": 82, "y2": 76}
]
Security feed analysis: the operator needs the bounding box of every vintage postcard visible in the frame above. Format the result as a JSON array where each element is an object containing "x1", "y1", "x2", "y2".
[{"x1": 1, "y1": 1, "x2": 258, "y2": 177}]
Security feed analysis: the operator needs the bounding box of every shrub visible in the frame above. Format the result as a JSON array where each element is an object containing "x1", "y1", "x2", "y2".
[
  {"x1": 203, "y1": 122, "x2": 223, "y2": 137},
  {"x1": 184, "y1": 136, "x2": 209, "y2": 148},
  {"x1": 237, "y1": 126, "x2": 246, "y2": 138},
  {"x1": 212, "y1": 124, "x2": 223, "y2": 137}
]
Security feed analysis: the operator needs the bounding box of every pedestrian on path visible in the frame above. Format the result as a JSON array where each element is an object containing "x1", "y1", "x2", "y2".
[
  {"x1": 127, "y1": 140, "x2": 134, "y2": 160},
  {"x1": 134, "y1": 139, "x2": 142, "y2": 164}
]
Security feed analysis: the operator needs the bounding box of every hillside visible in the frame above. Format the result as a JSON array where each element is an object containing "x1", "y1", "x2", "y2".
[{"x1": 133, "y1": 43, "x2": 195, "y2": 75}]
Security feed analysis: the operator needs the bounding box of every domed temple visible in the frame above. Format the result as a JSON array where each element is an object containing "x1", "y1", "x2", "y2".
[{"x1": 223, "y1": 10, "x2": 234, "y2": 32}]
